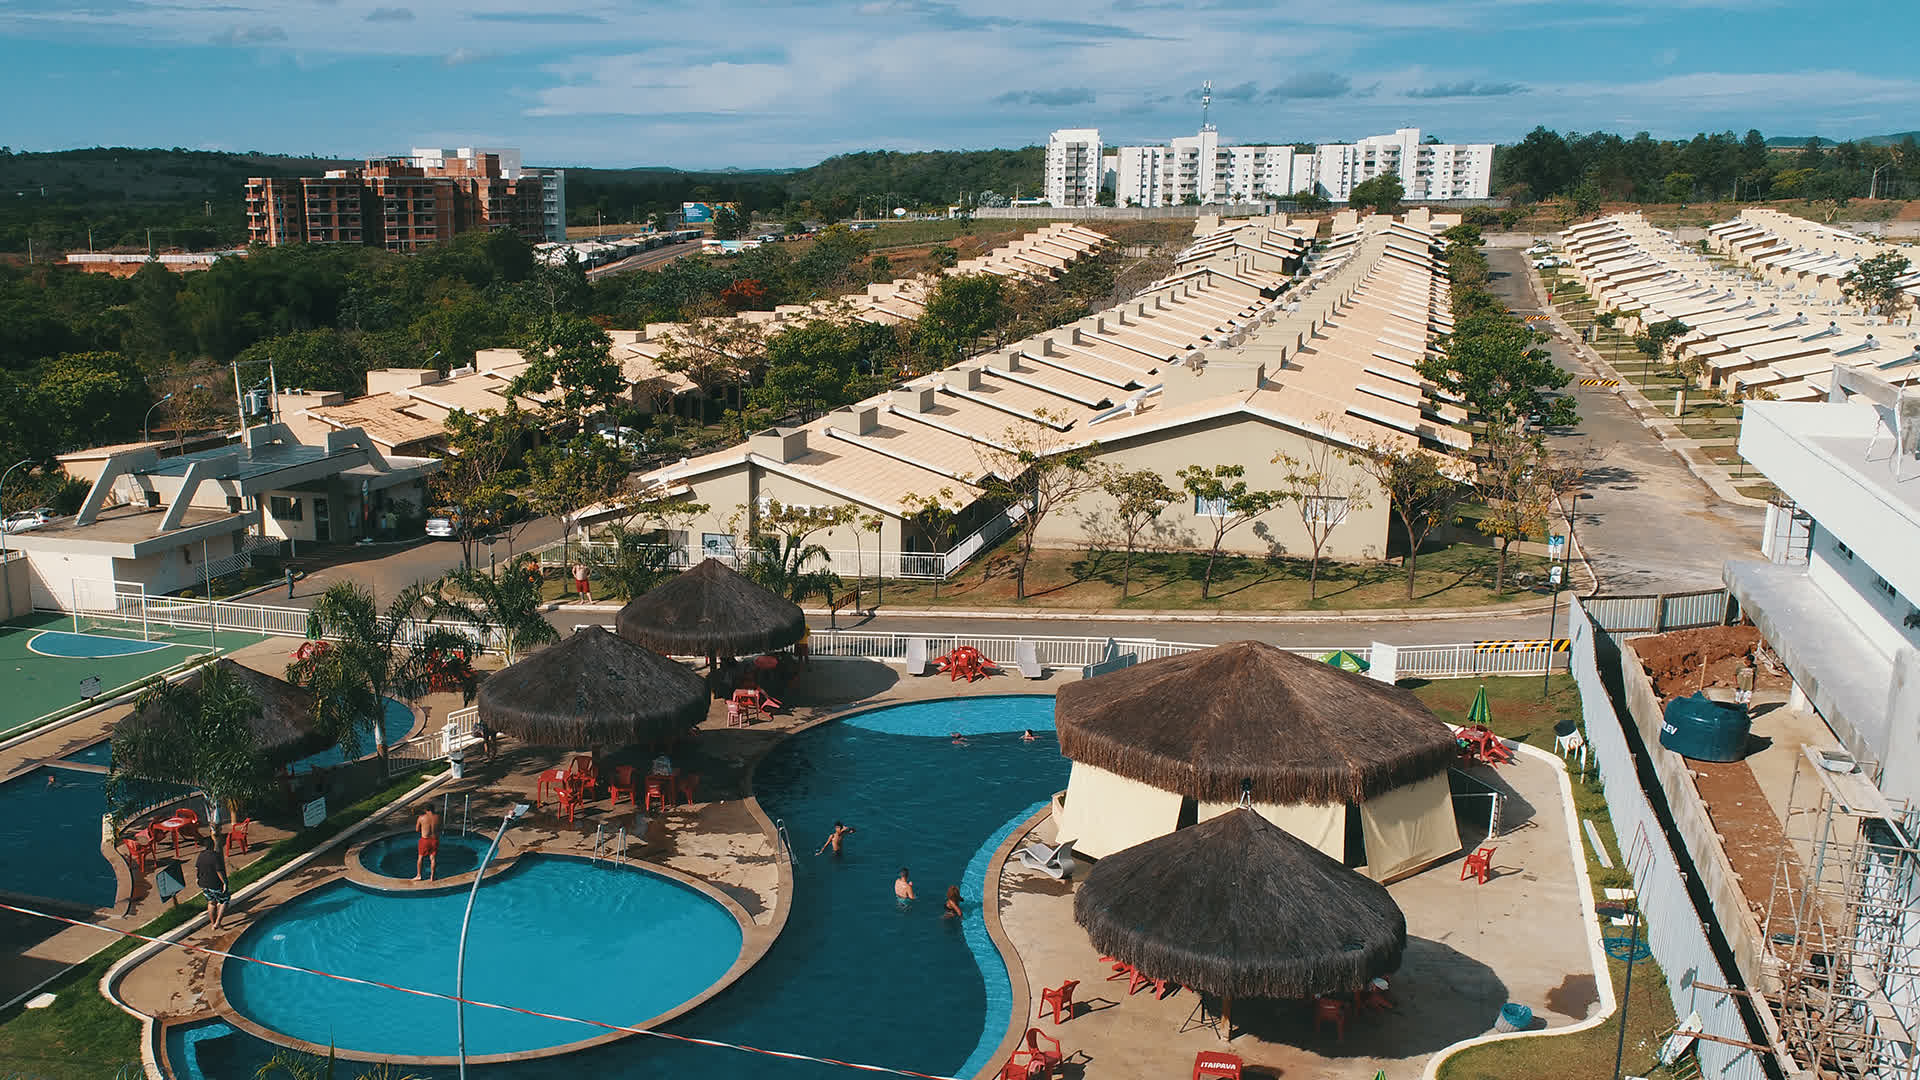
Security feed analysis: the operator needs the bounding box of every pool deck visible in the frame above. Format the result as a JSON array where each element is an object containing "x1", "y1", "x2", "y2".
[{"x1": 988, "y1": 751, "x2": 1601, "y2": 1080}]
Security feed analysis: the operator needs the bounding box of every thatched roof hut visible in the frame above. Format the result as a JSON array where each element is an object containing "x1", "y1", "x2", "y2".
[
  {"x1": 117, "y1": 658, "x2": 327, "y2": 763},
  {"x1": 1052, "y1": 641, "x2": 1462, "y2": 880},
  {"x1": 1074, "y1": 808, "x2": 1407, "y2": 1001},
  {"x1": 476, "y1": 626, "x2": 707, "y2": 747},
  {"x1": 614, "y1": 558, "x2": 807, "y2": 658}
]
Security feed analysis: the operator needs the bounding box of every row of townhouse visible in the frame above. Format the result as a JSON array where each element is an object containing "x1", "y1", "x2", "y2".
[
  {"x1": 1557, "y1": 214, "x2": 1920, "y2": 402},
  {"x1": 584, "y1": 209, "x2": 1473, "y2": 579},
  {"x1": 1707, "y1": 208, "x2": 1920, "y2": 310}
]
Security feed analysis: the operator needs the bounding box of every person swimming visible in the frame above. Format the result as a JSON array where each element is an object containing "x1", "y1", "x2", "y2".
[
  {"x1": 943, "y1": 885, "x2": 963, "y2": 919},
  {"x1": 894, "y1": 867, "x2": 916, "y2": 902},
  {"x1": 815, "y1": 821, "x2": 856, "y2": 855},
  {"x1": 949, "y1": 732, "x2": 968, "y2": 746},
  {"x1": 1021, "y1": 729, "x2": 1037, "y2": 742}
]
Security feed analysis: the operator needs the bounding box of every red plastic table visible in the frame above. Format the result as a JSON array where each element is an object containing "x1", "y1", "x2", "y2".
[
  {"x1": 153, "y1": 817, "x2": 191, "y2": 857},
  {"x1": 535, "y1": 768, "x2": 571, "y2": 806}
]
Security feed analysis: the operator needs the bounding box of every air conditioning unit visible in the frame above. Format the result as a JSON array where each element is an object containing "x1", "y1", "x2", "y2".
[{"x1": 243, "y1": 389, "x2": 271, "y2": 415}]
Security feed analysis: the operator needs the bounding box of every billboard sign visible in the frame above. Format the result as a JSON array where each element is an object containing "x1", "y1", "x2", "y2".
[{"x1": 681, "y1": 202, "x2": 714, "y2": 224}]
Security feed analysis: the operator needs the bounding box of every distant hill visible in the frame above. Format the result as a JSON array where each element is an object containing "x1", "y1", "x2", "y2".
[{"x1": 1766, "y1": 132, "x2": 1920, "y2": 148}]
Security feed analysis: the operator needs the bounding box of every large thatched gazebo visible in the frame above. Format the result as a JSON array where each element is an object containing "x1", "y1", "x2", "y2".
[
  {"x1": 1075, "y1": 808, "x2": 1407, "y2": 1028},
  {"x1": 476, "y1": 626, "x2": 708, "y2": 747},
  {"x1": 118, "y1": 658, "x2": 329, "y2": 763},
  {"x1": 1053, "y1": 640, "x2": 1461, "y2": 881},
  {"x1": 614, "y1": 558, "x2": 808, "y2": 659}
]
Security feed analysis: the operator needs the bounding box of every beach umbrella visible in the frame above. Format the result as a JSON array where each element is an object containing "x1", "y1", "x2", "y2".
[
  {"x1": 1322, "y1": 649, "x2": 1370, "y2": 673},
  {"x1": 476, "y1": 626, "x2": 707, "y2": 748},
  {"x1": 614, "y1": 558, "x2": 807, "y2": 658},
  {"x1": 1074, "y1": 807, "x2": 1408, "y2": 1032},
  {"x1": 1467, "y1": 684, "x2": 1492, "y2": 728}
]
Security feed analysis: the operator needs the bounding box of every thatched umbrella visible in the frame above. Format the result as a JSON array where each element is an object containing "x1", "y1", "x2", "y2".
[
  {"x1": 614, "y1": 558, "x2": 807, "y2": 658},
  {"x1": 1074, "y1": 807, "x2": 1408, "y2": 1031},
  {"x1": 1054, "y1": 639, "x2": 1456, "y2": 806},
  {"x1": 117, "y1": 658, "x2": 327, "y2": 764},
  {"x1": 476, "y1": 626, "x2": 707, "y2": 747}
]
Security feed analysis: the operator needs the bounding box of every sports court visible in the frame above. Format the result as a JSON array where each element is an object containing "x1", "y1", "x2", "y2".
[{"x1": 0, "y1": 612, "x2": 269, "y2": 736}]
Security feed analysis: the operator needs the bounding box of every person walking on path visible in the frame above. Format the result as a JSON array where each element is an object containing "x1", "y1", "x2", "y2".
[
  {"x1": 196, "y1": 841, "x2": 230, "y2": 930},
  {"x1": 285, "y1": 568, "x2": 296, "y2": 599},
  {"x1": 415, "y1": 804, "x2": 441, "y2": 881}
]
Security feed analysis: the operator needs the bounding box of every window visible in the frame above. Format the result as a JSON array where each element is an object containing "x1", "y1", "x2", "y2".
[
  {"x1": 1194, "y1": 494, "x2": 1230, "y2": 518},
  {"x1": 702, "y1": 533, "x2": 736, "y2": 560},
  {"x1": 1834, "y1": 539, "x2": 1854, "y2": 561},
  {"x1": 1303, "y1": 496, "x2": 1350, "y2": 526},
  {"x1": 1872, "y1": 573, "x2": 1898, "y2": 601},
  {"x1": 269, "y1": 496, "x2": 304, "y2": 522}
]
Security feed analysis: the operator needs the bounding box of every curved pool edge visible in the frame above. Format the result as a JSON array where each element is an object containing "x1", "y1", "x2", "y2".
[
  {"x1": 339, "y1": 828, "x2": 509, "y2": 892},
  {"x1": 213, "y1": 852, "x2": 767, "y2": 1068},
  {"x1": 970, "y1": 803, "x2": 1052, "y2": 1080}
]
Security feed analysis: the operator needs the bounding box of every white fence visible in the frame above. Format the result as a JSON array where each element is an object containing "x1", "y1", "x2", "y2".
[
  {"x1": 49, "y1": 593, "x2": 509, "y2": 654},
  {"x1": 1567, "y1": 599, "x2": 1768, "y2": 1080}
]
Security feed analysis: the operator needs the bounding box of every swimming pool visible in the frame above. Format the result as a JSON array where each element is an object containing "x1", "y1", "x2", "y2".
[
  {"x1": 285, "y1": 698, "x2": 417, "y2": 775},
  {"x1": 172, "y1": 694, "x2": 1066, "y2": 1079},
  {"x1": 0, "y1": 765, "x2": 116, "y2": 908},
  {"x1": 357, "y1": 830, "x2": 492, "y2": 880},
  {"x1": 61, "y1": 740, "x2": 114, "y2": 767},
  {"x1": 223, "y1": 856, "x2": 743, "y2": 1058}
]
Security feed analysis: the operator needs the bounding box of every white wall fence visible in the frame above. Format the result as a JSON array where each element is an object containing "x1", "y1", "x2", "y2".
[
  {"x1": 1567, "y1": 598, "x2": 1769, "y2": 1080},
  {"x1": 48, "y1": 593, "x2": 510, "y2": 654}
]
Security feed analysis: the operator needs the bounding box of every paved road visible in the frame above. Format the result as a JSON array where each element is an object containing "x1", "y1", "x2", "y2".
[
  {"x1": 586, "y1": 241, "x2": 699, "y2": 280},
  {"x1": 277, "y1": 515, "x2": 566, "y2": 609},
  {"x1": 1486, "y1": 248, "x2": 1763, "y2": 594}
]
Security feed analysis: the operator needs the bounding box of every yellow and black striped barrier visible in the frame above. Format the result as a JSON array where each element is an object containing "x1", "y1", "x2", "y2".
[
  {"x1": 1472, "y1": 639, "x2": 1571, "y2": 653},
  {"x1": 1577, "y1": 377, "x2": 1620, "y2": 388}
]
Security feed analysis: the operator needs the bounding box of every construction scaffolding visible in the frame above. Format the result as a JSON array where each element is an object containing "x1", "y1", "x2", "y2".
[{"x1": 1761, "y1": 745, "x2": 1920, "y2": 1079}]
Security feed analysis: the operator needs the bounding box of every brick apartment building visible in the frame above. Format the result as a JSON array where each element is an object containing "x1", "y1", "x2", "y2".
[{"x1": 246, "y1": 149, "x2": 554, "y2": 252}]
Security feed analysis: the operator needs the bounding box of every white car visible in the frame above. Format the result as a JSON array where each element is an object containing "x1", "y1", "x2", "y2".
[
  {"x1": 595, "y1": 425, "x2": 643, "y2": 449},
  {"x1": 1526, "y1": 244, "x2": 1552, "y2": 256},
  {"x1": 3, "y1": 508, "x2": 56, "y2": 533},
  {"x1": 1533, "y1": 257, "x2": 1560, "y2": 269}
]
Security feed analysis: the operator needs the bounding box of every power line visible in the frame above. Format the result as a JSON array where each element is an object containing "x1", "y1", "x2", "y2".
[{"x1": 1, "y1": 901, "x2": 965, "y2": 1080}]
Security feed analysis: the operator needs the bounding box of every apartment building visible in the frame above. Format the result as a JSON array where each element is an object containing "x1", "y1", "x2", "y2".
[
  {"x1": 413, "y1": 147, "x2": 567, "y2": 242},
  {"x1": 247, "y1": 148, "x2": 558, "y2": 251},
  {"x1": 1062, "y1": 125, "x2": 1492, "y2": 207},
  {"x1": 1044, "y1": 129, "x2": 1104, "y2": 208}
]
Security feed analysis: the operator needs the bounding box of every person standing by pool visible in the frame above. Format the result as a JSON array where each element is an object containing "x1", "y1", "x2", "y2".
[
  {"x1": 943, "y1": 885, "x2": 963, "y2": 919},
  {"x1": 196, "y1": 840, "x2": 230, "y2": 930},
  {"x1": 415, "y1": 804, "x2": 441, "y2": 881},
  {"x1": 815, "y1": 821, "x2": 855, "y2": 855},
  {"x1": 894, "y1": 867, "x2": 916, "y2": 903},
  {"x1": 571, "y1": 562, "x2": 592, "y2": 603}
]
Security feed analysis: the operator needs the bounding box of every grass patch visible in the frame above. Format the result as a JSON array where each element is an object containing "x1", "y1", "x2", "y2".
[
  {"x1": 1410, "y1": 675, "x2": 1682, "y2": 1080},
  {"x1": 871, "y1": 542, "x2": 1551, "y2": 612},
  {"x1": 0, "y1": 768, "x2": 439, "y2": 1079}
]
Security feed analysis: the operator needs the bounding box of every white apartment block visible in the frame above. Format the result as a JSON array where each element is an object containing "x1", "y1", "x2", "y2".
[
  {"x1": 1044, "y1": 129, "x2": 1104, "y2": 208},
  {"x1": 411, "y1": 146, "x2": 569, "y2": 242},
  {"x1": 1058, "y1": 126, "x2": 1492, "y2": 208}
]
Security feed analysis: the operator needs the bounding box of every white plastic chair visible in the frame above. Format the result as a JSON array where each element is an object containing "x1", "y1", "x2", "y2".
[
  {"x1": 904, "y1": 637, "x2": 930, "y2": 676},
  {"x1": 1015, "y1": 639, "x2": 1043, "y2": 679}
]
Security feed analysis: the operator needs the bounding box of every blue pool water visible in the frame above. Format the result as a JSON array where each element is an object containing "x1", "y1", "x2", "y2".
[
  {"x1": 286, "y1": 698, "x2": 417, "y2": 775},
  {"x1": 28, "y1": 629, "x2": 169, "y2": 657},
  {"x1": 358, "y1": 830, "x2": 492, "y2": 880},
  {"x1": 173, "y1": 694, "x2": 1066, "y2": 1079},
  {"x1": 0, "y1": 765, "x2": 116, "y2": 908},
  {"x1": 224, "y1": 856, "x2": 743, "y2": 1057},
  {"x1": 60, "y1": 740, "x2": 113, "y2": 767}
]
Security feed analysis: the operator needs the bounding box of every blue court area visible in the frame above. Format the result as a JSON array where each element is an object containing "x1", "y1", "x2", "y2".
[{"x1": 28, "y1": 630, "x2": 171, "y2": 658}]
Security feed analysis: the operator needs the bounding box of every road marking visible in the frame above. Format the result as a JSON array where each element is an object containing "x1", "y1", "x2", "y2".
[{"x1": 1578, "y1": 377, "x2": 1620, "y2": 388}]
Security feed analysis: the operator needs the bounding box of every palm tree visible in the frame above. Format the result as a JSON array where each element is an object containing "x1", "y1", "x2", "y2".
[
  {"x1": 255, "y1": 1045, "x2": 419, "y2": 1080},
  {"x1": 439, "y1": 555, "x2": 559, "y2": 664},
  {"x1": 743, "y1": 534, "x2": 840, "y2": 604},
  {"x1": 286, "y1": 581, "x2": 475, "y2": 770},
  {"x1": 107, "y1": 660, "x2": 269, "y2": 827}
]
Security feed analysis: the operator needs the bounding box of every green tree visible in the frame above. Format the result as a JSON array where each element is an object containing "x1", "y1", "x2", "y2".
[
  {"x1": 1290, "y1": 187, "x2": 1331, "y2": 211},
  {"x1": 1176, "y1": 464, "x2": 1283, "y2": 600},
  {"x1": 1841, "y1": 251, "x2": 1914, "y2": 319},
  {"x1": 1356, "y1": 446, "x2": 1468, "y2": 599},
  {"x1": 1346, "y1": 173, "x2": 1404, "y2": 215},
  {"x1": 434, "y1": 407, "x2": 533, "y2": 570},
  {"x1": 915, "y1": 272, "x2": 1007, "y2": 363},
  {"x1": 1274, "y1": 440, "x2": 1372, "y2": 601},
  {"x1": 33, "y1": 350, "x2": 151, "y2": 454},
  {"x1": 1663, "y1": 171, "x2": 1696, "y2": 203},
  {"x1": 587, "y1": 494, "x2": 711, "y2": 600},
  {"x1": 510, "y1": 313, "x2": 624, "y2": 430},
  {"x1": 1474, "y1": 429, "x2": 1553, "y2": 592},
  {"x1": 106, "y1": 661, "x2": 271, "y2": 825},
  {"x1": 235, "y1": 329, "x2": 367, "y2": 395},
  {"x1": 1097, "y1": 467, "x2": 1175, "y2": 601},
  {"x1": 527, "y1": 432, "x2": 630, "y2": 567},
  {"x1": 929, "y1": 244, "x2": 959, "y2": 269},
  {"x1": 1571, "y1": 180, "x2": 1603, "y2": 218},
  {"x1": 286, "y1": 582, "x2": 475, "y2": 769},
  {"x1": 900, "y1": 488, "x2": 961, "y2": 599},
  {"x1": 751, "y1": 314, "x2": 895, "y2": 423},
  {"x1": 1421, "y1": 304, "x2": 1575, "y2": 434},
  {"x1": 441, "y1": 556, "x2": 560, "y2": 664},
  {"x1": 713, "y1": 205, "x2": 746, "y2": 241},
  {"x1": 656, "y1": 315, "x2": 768, "y2": 408},
  {"x1": 122, "y1": 261, "x2": 185, "y2": 373},
  {"x1": 976, "y1": 413, "x2": 1100, "y2": 600}
]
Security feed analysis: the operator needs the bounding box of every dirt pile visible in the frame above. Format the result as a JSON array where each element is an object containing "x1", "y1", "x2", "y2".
[{"x1": 1629, "y1": 625, "x2": 1789, "y2": 700}]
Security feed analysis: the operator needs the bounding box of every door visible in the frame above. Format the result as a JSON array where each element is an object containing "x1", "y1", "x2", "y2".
[{"x1": 314, "y1": 497, "x2": 331, "y2": 543}]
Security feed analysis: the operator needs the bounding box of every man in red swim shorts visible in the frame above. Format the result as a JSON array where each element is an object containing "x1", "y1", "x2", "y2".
[{"x1": 415, "y1": 804, "x2": 441, "y2": 881}]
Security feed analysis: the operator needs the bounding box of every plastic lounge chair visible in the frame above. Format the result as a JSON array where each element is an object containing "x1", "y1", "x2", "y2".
[
  {"x1": 905, "y1": 637, "x2": 930, "y2": 676},
  {"x1": 1015, "y1": 838, "x2": 1077, "y2": 880},
  {"x1": 1015, "y1": 639, "x2": 1043, "y2": 679}
]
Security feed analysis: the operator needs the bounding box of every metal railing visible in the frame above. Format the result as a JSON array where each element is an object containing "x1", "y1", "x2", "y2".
[{"x1": 1583, "y1": 588, "x2": 1730, "y2": 636}]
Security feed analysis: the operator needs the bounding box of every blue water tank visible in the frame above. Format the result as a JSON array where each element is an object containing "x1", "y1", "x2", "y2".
[{"x1": 1659, "y1": 692, "x2": 1752, "y2": 762}]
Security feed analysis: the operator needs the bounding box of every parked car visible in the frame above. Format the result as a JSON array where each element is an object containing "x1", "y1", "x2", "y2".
[
  {"x1": 3, "y1": 507, "x2": 57, "y2": 533},
  {"x1": 425, "y1": 514, "x2": 455, "y2": 539},
  {"x1": 1533, "y1": 257, "x2": 1560, "y2": 269},
  {"x1": 595, "y1": 425, "x2": 645, "y2": 450},
  {"x1": 1526, "y1": 244, "x2": 1552, "y2": 256}
]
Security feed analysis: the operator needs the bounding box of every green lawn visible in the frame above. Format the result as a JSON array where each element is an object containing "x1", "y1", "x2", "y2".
[
  {"x1": 0, "y1": 613, "x2": 267, "y2": 736},
  {"x1": 1412, "y1": 675, "x2": 1682, "y2": 1080},
  {"x1": 870, "y1": 542, "x2": 1552, "y2": 612}
]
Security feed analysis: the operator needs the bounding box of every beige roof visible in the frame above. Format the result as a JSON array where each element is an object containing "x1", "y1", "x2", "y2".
[{"x1": 304, "y1": 393, "x2": 447, "y2": 449}]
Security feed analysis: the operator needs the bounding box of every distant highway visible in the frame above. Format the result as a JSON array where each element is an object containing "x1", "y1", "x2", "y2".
[{"x1": 586, "y1": 240, "x2": 700, "y2": 280}]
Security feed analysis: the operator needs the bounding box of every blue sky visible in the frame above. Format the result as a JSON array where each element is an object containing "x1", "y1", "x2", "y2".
[{"x1": 4, "y1": 0, "x2": 1917, "y2": 169}]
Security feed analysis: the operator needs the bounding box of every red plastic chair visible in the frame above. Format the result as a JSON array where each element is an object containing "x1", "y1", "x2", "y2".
[
  {"x1": 1008, "y1": 1028, "x2": 1062, "y2": 1078},
  {"x1": 1193, "y1": 1050, "x2": 1243, "y2": 1080},
  {"x1": 224, "y1": 819, "x2": 251, "y2": 856},
  {"x1": 1039, "y1": 979, "x2": 1077, "y2": 1023},
  {"x1": 675, "y1": 773, "x2": 702, "y2": 806},
  {"x1": 608, "y1": 766, "x2": 638, "y2": 807},
  {"x1": 122, "y1": 836, "x2": 148, "y2": 876},
  {"x1": 1356, "y1": 977, "x2": 1395, "y2": 1015},
  {"x1": 568, "y1": 756, "x2": 598, "y2": 793},
  {"x1": 557, "y1": 784, "x2": 585, "y2": 824},
  {"x1": 1313, "y1": 996, "x2": 1349, "y2": 1040},
  {"x1": 1462, "y1": 845, "x2": 1495, "y2": 884},
  {"x1": 644, "y1": 775, "x2": 669, "y2": 813}
]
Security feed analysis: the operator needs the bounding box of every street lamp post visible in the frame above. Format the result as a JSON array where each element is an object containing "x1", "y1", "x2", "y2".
[
  {"x1": 456, "y1": 801, "x2": 530, "y2": 1080},
  {"x1": 1543, "y1": 489, "x2": 1588, "y2": 695},
  {"x1": 143, "y1": 393, "x2": 176, "y2": 443}
]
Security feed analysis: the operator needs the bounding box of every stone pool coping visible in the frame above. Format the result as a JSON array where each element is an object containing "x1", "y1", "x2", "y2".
[
  {"x1": 971, "y1": 803, "x2": 1049, "y2": 1080},
  {"x1": 338, "y1": 827, "x2": 510, "y2": 892},
  {"x1": 211, "y1": 851, "x2": 764, "y2": 1067}
]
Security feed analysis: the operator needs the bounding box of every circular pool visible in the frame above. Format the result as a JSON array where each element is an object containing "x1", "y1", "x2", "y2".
[
  {"x1": 223, "y1": 856, "x2": 743, "y2": 1058},
  {"x1": 357, "y1": 830, "x2": 493, "y2": 880}
]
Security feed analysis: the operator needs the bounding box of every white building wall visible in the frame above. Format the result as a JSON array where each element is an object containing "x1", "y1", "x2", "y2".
[
  {"x1": 1045, "y1": 128, "x2": 1104, "y2": 208},
  {"x1": 1116, "y1": 145, "x2": 1169, "y2": 207}
]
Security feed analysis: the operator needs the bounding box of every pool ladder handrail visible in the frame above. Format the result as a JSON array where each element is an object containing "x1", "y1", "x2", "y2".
[
  {"x1": 590, "y1": 823, "x2": 628, "y2": 865},
  {"x1": 774, "y1": 818, "x2": 794, "y2": 865}
]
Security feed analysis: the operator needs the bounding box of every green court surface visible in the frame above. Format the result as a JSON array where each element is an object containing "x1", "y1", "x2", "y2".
[{"x1": 0, "y1": 613, "x2": 269, "y2": 737}]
